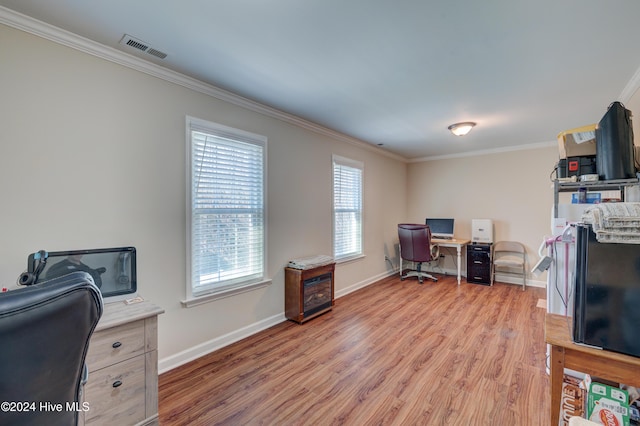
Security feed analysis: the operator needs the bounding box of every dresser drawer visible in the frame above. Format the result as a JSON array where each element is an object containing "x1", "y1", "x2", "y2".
[
  {"x1": 84, "y1": 355, "x2": 146, "y2": 425},
  {"x1": 87, "y1": 319, "x2": 145, "y2": 372}
]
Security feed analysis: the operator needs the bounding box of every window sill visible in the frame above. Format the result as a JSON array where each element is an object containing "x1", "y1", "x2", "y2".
[{"x1": 181, "y1": 278, "x2": 272, "y2": 308}]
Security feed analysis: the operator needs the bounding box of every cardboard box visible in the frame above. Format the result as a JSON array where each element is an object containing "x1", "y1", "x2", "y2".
[
  {"x1": 558, "y1": 124, "x2": 597, "y2": 159},
  {"x1": 587, "y1": 382, "x2": 630, "y2": 426},
  {"x1": 560, "y1": 375, "x2": 587, "y2": 426}
]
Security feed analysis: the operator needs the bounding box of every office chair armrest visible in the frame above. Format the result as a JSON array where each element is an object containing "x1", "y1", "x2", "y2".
[{"x1": 430, "y1": 244, "x2": 440, "y2": 260}]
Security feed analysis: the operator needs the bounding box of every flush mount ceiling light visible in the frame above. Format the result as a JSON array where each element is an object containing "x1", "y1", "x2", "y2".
[{"x1": 448, "y1": 122, "x2": 476, "y2": 136}]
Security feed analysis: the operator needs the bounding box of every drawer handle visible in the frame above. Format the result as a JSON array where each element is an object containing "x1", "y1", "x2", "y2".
[
  {"x1": 112, "y1": 341, "x2": 122, "y2": 349},
  {"x1": 112, "y1": 380, "x2": 123, "y2": 388}
]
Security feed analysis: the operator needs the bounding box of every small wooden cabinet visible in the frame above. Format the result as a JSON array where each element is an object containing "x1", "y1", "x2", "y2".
[
  {"x1": 81, "y1": 300, "x2": 164, "y2": 425},
  {"x1": 466, "y1": 244, "x2": 492, "y2": 285},
  {"x1": 285, "y1": 263, "x2": 335, "y2": 323}
]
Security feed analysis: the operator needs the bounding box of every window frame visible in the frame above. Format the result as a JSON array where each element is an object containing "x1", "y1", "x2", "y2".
[
  {"x1": 183, "y1": 116, "x2": 270, "y2": 307},
  {"x1": 332, "y1": 154, "x2": 364, "y2": 262}
]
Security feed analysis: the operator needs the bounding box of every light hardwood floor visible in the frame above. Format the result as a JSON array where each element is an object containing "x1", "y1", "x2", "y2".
[{"x1": 159, "y1": 274, "x2": 550, "y2": 425}]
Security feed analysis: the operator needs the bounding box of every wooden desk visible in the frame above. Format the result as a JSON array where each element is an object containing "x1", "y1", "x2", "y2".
[
  {"x1": 544, "y1": 313, "x2": 640, "y2": 426},
  {"x1": 431, "y1": 238, "x2": 470, "y2": 285}
]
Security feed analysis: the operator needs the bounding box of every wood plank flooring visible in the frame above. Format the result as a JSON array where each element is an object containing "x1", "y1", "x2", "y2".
[{"x1": 158, "y1": 274, "x2": 549, "y2": 425}]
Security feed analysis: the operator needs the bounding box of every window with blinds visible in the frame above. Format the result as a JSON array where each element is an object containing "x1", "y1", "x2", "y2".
[
  {"x1": 187, "y1": 117, "x2": 266, "y2": 298},
  {"x1": 333, "y1": 155, "x2": 363, "y2": 261}
]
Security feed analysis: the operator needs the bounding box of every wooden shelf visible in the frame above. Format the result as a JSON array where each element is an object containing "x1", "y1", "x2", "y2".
[{"x1": 553, "y1": 178, "x2": 639, "y2": 218}]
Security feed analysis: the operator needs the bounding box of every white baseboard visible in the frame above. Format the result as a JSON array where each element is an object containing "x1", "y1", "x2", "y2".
[
  {"x1": 158, "y1": 312, "x2": 286, "y2": 374},
  {"x1": 159, "y1": 272, "x2": 394, "y2": 374},
  {"x1": 158, "y1": 268, "x2": 546, "y2": 373},
  {"x1": 335, "y1": 270, "x2": 397, "y2": 298},
  {"x1": 421, "y1": 263, "x2": 547, "y2": 288},
  {"x1": 493, "y1": 273, "x2": 546, "y2": 288}
]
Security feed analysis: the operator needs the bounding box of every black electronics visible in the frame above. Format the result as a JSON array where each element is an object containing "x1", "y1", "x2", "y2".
[
  {"x1": 24, "y1": 247, "x2": 137, "y2": 301},
  {"x1": 18, "y1": 250, "x2": 48, "y2": 285},
  {"x1": 574, "y1": 224, "x2": 640, "y2": 358},
  {"x1": 425, "y1": 218, "x2": 455, "y2": 239},
  {"x1": 596, "y1": 101, "x2": 635, "y2": 180},
  {"x1": 558, "y1": 156, "x2": 596, "y2": 179}
]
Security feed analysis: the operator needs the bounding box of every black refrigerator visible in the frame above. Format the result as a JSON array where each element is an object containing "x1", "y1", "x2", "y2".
[{"x1": 573, "y1": 223, "x2": 640, "y2": 358}]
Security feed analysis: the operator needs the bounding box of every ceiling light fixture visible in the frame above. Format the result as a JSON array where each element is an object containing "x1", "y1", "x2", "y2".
[{"x1": 448, "y1": 122, "x2": 476, "y2": 136}]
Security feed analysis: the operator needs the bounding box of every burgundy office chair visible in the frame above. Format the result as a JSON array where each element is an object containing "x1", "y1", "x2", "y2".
[{"x1": 398, "y1": 224, "x2": 440, "y2": 283}]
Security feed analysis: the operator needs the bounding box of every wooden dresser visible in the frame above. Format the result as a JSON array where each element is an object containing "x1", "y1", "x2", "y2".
[{"x1": 81, "y1": 299, "x2": 164, "y2": 425}]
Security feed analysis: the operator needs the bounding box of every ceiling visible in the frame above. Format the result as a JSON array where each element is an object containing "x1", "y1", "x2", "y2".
[{"x1": 2, "y1": 0, "x2": 640, "y2": 160}]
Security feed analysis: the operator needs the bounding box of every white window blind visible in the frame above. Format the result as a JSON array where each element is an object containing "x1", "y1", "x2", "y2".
[
  {"x1": 333, "y1": 155, "x2": 363, "y2": 260},
  {"x1": 188, "y1": 118, "x2": 266, "y2": 298}
]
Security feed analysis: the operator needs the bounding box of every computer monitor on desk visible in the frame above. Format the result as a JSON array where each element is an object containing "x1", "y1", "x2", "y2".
[{"x1": 425, "y1": 218, "x2": 454, "y2": 240}]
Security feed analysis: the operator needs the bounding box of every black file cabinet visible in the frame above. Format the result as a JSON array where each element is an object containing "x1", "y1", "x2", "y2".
[{"x1": 467, "y1": 243, "x2": 492, "y2": 285}]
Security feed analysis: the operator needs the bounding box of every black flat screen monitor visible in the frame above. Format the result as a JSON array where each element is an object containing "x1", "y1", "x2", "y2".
[
  {"x1": 26, "y1": 247, "x2": 137, "y2": 301},
  {"x1": 425, "y1": 218, "x2": 455, "y2": 239}
]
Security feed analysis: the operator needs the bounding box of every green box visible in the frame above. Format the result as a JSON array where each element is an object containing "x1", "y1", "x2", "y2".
[{"x1": 587, "y1": 382, "x2": 630, "y2": 426}]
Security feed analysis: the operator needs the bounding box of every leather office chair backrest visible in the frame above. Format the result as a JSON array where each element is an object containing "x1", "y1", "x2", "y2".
[
  {"x1": 0, "y1": 271, "x2": 103, "y2": 426},
  {"x1": 398, "y1": 223, "x2": 433, "y2": 262}
]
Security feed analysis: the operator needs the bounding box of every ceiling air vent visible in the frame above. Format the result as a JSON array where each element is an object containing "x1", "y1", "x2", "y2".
[{"x1": 119, "y1": 34, "x2": 167, "y2": 59}]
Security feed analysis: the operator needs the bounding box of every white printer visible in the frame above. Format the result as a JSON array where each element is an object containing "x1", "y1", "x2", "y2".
[{"x1": 472, "y1": 219, "x2": 494, "y2": 244}]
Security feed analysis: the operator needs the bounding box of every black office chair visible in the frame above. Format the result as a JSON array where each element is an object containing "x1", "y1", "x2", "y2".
[
  {"x1": 0, "y1": 271, "x2": 103, "y2": 426},
  {"x1": 398, "y1": 223, "x2": 440, "y2": 283}
]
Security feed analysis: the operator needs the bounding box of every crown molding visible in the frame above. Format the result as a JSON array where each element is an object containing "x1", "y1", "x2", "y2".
[
  {"x1": 619, "y1": 64, "x2": 640, "y2": 104},
  {"x1": 0, "y1": 6, "x2": 407, "y2": 163},
  {"x1": 410, "y1": 140, "x2": 557, "y2": 163},
  {"x1": 4, "y1": 6, "x2": 640, "y2": 165}
]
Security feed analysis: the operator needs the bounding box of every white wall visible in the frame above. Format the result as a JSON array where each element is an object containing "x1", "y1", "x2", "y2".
[
  {"x1": 627, "y1": 87, "x2": 640, "y2": 144},
  {"x1": 0, "y1": 24, "x2": 407, "y2": 370},
  {"x1": 407, "y1": 146, "x2": 559, "y2": 284}
]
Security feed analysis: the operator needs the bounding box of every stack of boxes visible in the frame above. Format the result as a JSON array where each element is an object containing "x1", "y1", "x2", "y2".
[
  {"x1": 557, "y1": 102, "x2": 638, "y2": 182},
  {"x1": 557, "y1": 124, "x2": 598, "y2": 180},
  {"x1": 559, "y1": 375, "x2": 638, "y2": 426}
]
